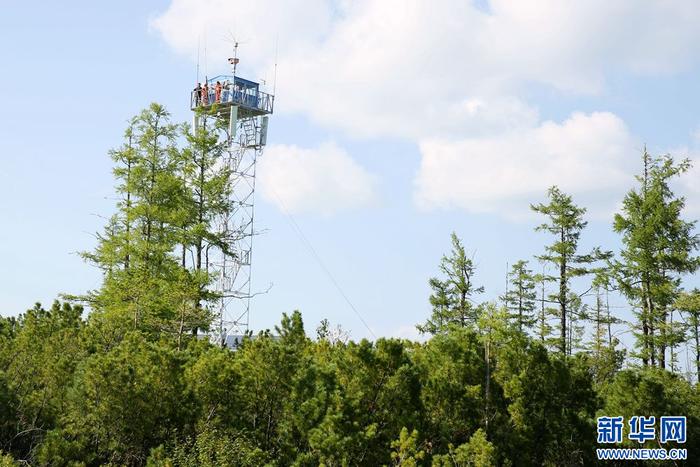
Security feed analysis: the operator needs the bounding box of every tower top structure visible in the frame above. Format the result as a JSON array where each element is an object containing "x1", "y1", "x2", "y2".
[
  {"x1": 191, "y1": 75, "x2": 274, "y2": 118},
  {"x1": 192, "y1": 42, "x2": 273, "y2": 119}
]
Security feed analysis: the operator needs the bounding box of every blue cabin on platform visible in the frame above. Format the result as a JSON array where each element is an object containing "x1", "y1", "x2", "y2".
[{"x1": 191, "y1": 74, "x2": 274, "y2": 118}]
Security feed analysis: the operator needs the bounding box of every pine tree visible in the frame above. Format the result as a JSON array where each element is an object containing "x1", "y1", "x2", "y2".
[
  {"x1": 501, "y1": 260, "x2": 537, "y2": 333},
  {"x1": 613, "y1": 150, "x2": 699, "y2": 368},
  {"x1": 417, "y1": 232, "x2": 484, "y2": 334},
  {"x1": 531, "y1": 186, "x2": 609, "y2": 354}
]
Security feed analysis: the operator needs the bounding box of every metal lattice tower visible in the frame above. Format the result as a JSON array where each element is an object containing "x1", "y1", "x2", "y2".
[{"x1": 191, "y1": 54, "x2": 273, "y2": 347}]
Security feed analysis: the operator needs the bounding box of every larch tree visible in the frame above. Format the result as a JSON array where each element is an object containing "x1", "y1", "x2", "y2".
[
  {"x1": 613, "y1": 150, "x2": 699, "y2": 368},
  {"x1": 175, "y1": 113, "x2": 237, "y2": 337},
  {"x1": 80, "y1": 104, "x2": 215, "y2": 345},
  {"x1": 501, "y1": 260, "x2": 537, "y2": 334},
  {"x1": 99, "y1": 103, "x2": 185, "y2": 336},
  {"x1": 179, "y1": 112, "x2": 233, "y2": 273},
  {"x1": 586, "y1": 283, "x2": 625, "y2": 384},
  {"x1": 531, "y1": 186, "x2": 609, "y2": 355},
  {"x1": 533, "y1": 265, "x2": 556, "y2": 348},
  {"x1": 417, "y1": 232, "x2": 484, "y2": 334}
]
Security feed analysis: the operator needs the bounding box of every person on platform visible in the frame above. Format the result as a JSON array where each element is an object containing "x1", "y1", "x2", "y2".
[
  {"x1": 201, "y1": 83, "x2": 209, "y2": 106},
  {"x1": 215, "y1": 81, "x2": 222, "y2": 103},
  {"x1": 193, "y1": 83, "x2": 201, "y2": 107}
]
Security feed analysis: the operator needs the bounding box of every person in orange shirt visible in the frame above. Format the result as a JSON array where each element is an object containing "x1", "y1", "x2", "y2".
[{"x1": 215, "y1": 81, "x2": 222, "y2": 103}]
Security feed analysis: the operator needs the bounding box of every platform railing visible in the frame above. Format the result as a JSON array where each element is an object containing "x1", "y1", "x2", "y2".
[{"x1": 190, "y1": 86, "x2": 274, "y2": 114}]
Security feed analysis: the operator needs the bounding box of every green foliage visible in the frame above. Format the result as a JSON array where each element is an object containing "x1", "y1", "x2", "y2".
[
  {"x1": 50, "y1": 333, "x2": 189, "y2": 465},
  {"x1": 145, "y1": 427, "x2": 270, "y2": 467},
  {"x1": 179, "y1": 115, "x2": 234, "y2": 273},
  {"x1": 495, "y1": 344, "x2": 597, "y2": 466},
  {"x1": 78, "y1": 104, "x2": 230, "y2": 347},
  {"x1": 531, "y1": 269, "x2": 556, "y2": 348},
  {"x1": 0, "y1": 301, "x2": 85, "y2": 460},
  {"x1": 432, "y1": 429, "x2": 496, "y2": 467},
  {"x1": 0, "y1": 373, "x2": 15, "y2": 454},
  {"x1": 1, "y1": 305, "x2": 697, "y2": 466},
  {"x1": 531, "y1": 186, "x2": 609, "y2": 354},
  {"x1": 585, "y1": 287, "x2": 625, "y2": 385},
  {"x1": 614, "y1": 150, "x2": 699, "y2": 368},
  {"x1": 600, "y1": 367, "x2": 700, "y2": 462},
  {"x1": 676, "y1": 289, "x2": 700, "y2": 378},
  {"x1": 0, "y1": 452, "x2": 18, "y2": 467},
  {"x1": 389, "y1": 427, "x2": 425, "y2": 466},
  {"x1": 415, "y1": 328, "x2": 485, "y2": 452},
  {"x1": 501, "y1": 260, "x2": 537, "y2": 333},
  {"x1": 418, "y1": 233, "x2": 484, "y2": 334}
]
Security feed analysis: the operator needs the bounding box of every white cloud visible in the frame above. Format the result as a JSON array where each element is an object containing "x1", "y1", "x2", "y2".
[
  {"x1": 414, "y1": 112, "x2": 638, "y2": 218},
  {"x1": 258, "y1": 142, "x2": 376, "y2": 215},
  {"x1": 153, "y1": 0, "x2": 700, "y2": 216},
  {"x1": 482, "y1": 1, "x2": 700, "y2": 91},
  {"x1": 153, "y1": 0, "x2": 700, "y2": 140}
]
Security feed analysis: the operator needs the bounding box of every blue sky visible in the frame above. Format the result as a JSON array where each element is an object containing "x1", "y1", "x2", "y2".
[{"x1": 1, "y1": 1, "x2": 699, "y2": 351}]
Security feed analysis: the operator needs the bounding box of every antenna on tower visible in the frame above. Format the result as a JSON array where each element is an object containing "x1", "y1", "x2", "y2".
[
  {"x1": 223, "y1": 31, "x2": 244, "y2": 77},
  {"x1": 228, "y1": 41, "x2": 240, "y2": 76}
]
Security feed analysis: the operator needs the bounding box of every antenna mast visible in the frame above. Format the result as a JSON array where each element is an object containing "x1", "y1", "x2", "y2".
[{"x1": 228, "y1": 41, "x2": 240, "y2": 76}]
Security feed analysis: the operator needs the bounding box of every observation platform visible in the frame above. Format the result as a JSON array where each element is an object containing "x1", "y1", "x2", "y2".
[{"x1": 191, "y1": 75, "x2": 274, "y2": 119}]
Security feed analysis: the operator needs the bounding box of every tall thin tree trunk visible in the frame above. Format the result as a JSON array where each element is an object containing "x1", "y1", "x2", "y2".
[
  {"x1": 660, "y1": 308, "x2": 667, "y2": 370},
  {"x1": 559, "y1": 229, "x2": 567, "y2": 354},
  {"x1": 518, "y1": 281, "x2": 523, "y2": 333},
  {"x1": 596, "y1": 289, "x2": 602, "y2": 359},
  {"x1": 668, "y1": 310, "x2": 674, "y2": 372},
  {"x1": 641, "y1": 317, "x2": 650, "y2": 366},
  {"x1": 484, "y1": 329, "x2": 491, "y2": 433},
  {"x1": 606, "y1": 288, "x2": 612, "y2": 348},
  {"x1": 641, "y1": 153, "x2": 652, "y2": 367},
  {"x1": 694, "y1": 317, "x2": 700, "y2": 382},
  {"x1": 124, "y1": 147, "x2": 132, "y2": 270},
  {"x1": 645, "y1": 289, "x2": 656, "y2": 367},
  {"x1": 659, "y1": 271, "x2": 669, "y2": 370},
  {"x1": 540, "y1": 267, "x2": 546, "y2": 343}
]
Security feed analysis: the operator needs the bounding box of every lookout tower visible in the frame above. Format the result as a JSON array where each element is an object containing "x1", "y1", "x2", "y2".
[{"x1": 191, "y1": 51, "x2": 273, "y2": 346}]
